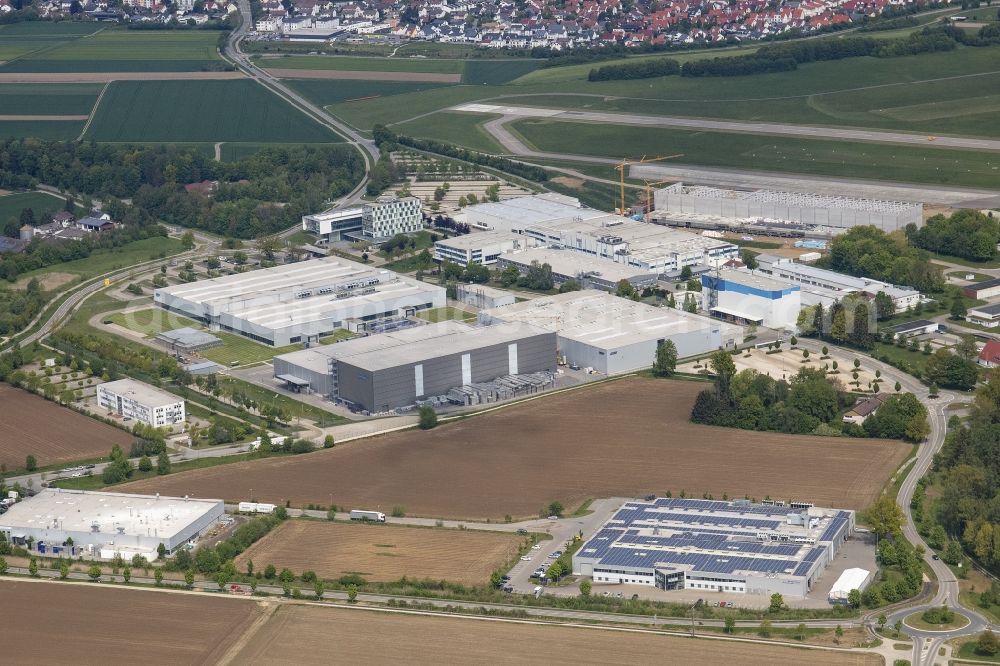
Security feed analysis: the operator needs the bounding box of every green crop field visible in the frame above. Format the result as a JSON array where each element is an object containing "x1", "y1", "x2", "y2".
[
  {"x1": 286, "y1": 79, "x2": 453, "y2": 107},
  {"x1": 0, "y1": 192, "x2": 69, "y2": 229},
  {"x1": 0, "y1": 120, "x2": 84, "y2": 140},
  {"x1": 0, "y1": 83, "x2": 102, "y2": 115},
  {"x1": 258, "y1": 55, "x2": 463, "y2": 73},
  {"x1": 463, "y1": 59, "x2": 542, "y2": 85},
  {"x1": 83, "y1": 80, "x2": 336, "y2": 143},
  {"x1": 0, "y1": 22, "x2": 105, "y2": 37},
  {"x1": 509, "y1": 119, "x2": 1000, "y2": 188},
  {"x1": 0, "y1": 30, "x2": 224, "y2": 72}
]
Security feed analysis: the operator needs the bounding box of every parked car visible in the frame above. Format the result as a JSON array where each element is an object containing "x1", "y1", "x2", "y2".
[
  {"x1": 516, "y1": 528, "x2": 528, "y2": 535},
  {"x1": 520, "y1": 555, "x2": 532, "y2": 561}
]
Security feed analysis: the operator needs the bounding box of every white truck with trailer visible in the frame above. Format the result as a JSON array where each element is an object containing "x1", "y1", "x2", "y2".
[
  {"x1": 349, "y1": 509, "x2": 386, "y2": 522},
  {"x1": 238, "y1": 502, "x2": 277, "y2": 514}
]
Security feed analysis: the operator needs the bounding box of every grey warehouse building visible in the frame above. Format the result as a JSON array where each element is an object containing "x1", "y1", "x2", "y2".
[
  {"x1": 573, "y1": 497, "x2": 856, "y2": 598},
  {"x1": 154, "y1": 257, "x2": 445, "y2": 346},
  {"x1": 481, "y1": 290, "x2": 743, "y2": 374},
  {"x1": 273, "y1": 321, "x2": 556, "y2": 413}
]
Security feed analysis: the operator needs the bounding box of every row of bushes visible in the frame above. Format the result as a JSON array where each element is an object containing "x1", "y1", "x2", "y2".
[{"x1": 587, "y1": 25, "x2": 999, "y2": 82}]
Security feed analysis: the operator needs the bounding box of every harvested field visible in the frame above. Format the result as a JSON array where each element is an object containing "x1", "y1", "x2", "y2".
[
  {"x1": 268, "y1": 68, "x2": 462, "y2": 83},
  {"x1": 0, "y1": 72, "x2": 244, "y2": 83},
  {"x1": 0, "y1": 384, "x2": 134, "y2": 470},
  {"x1": 235, "y1": 521, "x2": 522, "y2": 585},
  {"x1": 0, "y1": 579, "x2": 261, "y2": 666},
  {"x1": 228, "y1": 604, "x2": 882, "y2": 666},
  {"x1": 120, "y1": 378, "x2": 909, "y2": 519}
]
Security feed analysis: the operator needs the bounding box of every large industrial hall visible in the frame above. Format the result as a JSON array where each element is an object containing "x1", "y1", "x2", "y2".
[
  {"x1": 154, "y1": 257, "x2": 446, "y2": 346},
  {"x1": 480, "y1": 290, "x2": 743, "y2": 374}
]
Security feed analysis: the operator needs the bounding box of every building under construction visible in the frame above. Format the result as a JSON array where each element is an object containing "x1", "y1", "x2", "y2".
[{"x1": 653, "y1": 183, "x2": 922, "y2": 234}]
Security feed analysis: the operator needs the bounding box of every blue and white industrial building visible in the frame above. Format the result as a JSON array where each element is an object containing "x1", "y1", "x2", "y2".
[
  {"x1": 573, "y1": 497, "x2": 856, "y2": 598},
  {"x1": 702, "y1": 269, "x2": 802, "y2": 330}
]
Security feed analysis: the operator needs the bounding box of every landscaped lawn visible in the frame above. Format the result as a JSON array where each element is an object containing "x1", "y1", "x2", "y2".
[
  {"x1": 199, "y1": 331, "x2": 303, "y2": 367},
  {"x1": 107, "y1": 308, "x2": 200, "y2": 336},
  {"x1": 415, "y1": 306, "x2": 476, "y2": 323},
  {"x1": 509, "y1": 119, "x2": 1000, "y2": 189},
  {"x1": 214, "y1": 375, "x2": 347, "y2": 426},
  {"x1": 17, "y1": 236, "x2": 185, "y2": 283},
  {"x1": 0, "y1": 192, "x2": 81, "y2": 231}
]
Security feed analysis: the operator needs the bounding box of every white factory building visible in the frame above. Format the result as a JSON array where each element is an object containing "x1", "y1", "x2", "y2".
[
  {"x1": 574, "y1": 497, "x2": 857, "y2": 598},
  {"x1": 458, "y1": 192, "x2": 602, "y2": 232},
  {"x1": 0, "y1": 489, "x2": 224, "y2": 559},
  {"x1": 754, "y1": 254, "x2": 921, "y2": 312},
  {"x1": 154, "y1": 257, "x2": 446, "y2": 346},
  {"x1": 302, "y1": 195, "x2": 422, "y2": 242},
  {"x1": 96, "y1": 378, "x2": 185, "y2": 428},
  {"x1": 433, "y1": 230, "x2": 540, "y2": 266},
  {"x1": 654, "y1": 183, "x2": 923, "y2": 233},
  {"x1": 497, "y1": 247, "x2": 660, "y2": 292},
  {"x1": 701, "y1": 269, "x2": 802, "y2": 330},
  {"x1": 481, "y1": 290, "x2": 743, "y2": 374},
  {"x1": 302, "y1": 206, "x2": 364, "y2": 242},
  {"x1": 457, "y1": 195, "x2": 739, "y2": 273}
]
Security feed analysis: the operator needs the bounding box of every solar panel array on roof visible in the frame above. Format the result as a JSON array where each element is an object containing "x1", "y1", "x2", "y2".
[
  {"x1": 819, "y1": 511, "x2": 851, "y2": 543},
  {"x1": 792, "y1": 547, "x2": 827, "y2": 577},
  {"x1": 577, "y1": 497, "x2": 854, "y2": 591}
]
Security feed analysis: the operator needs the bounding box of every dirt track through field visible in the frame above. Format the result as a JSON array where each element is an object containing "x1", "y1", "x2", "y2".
[
  {"x1": 236, "y1": 521, "x2": 523, "y2": 585},
  {"x1": 0, "y1": 72, "x2": 245, "y2": 83},
  {"x1": 267, "y1": 68, "x2": 461, "y2": 82},
  {"x1": 120, "y1": 378, "x2": 910, "y2": 519},
  {"x1": 0, "y1": 115, "x2": 88, "y2": 120},
  {"x1": 228, "y1": 604, "x2": 882, "y2": 665},
  {"x1": 0, "y1": 579, "x2": 262, "y2": 666},
  {"x1": 0, "y1": 384, "x2": 134, "y2": 469}
]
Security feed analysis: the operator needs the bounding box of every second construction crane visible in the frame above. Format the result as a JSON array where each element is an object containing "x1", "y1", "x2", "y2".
[{"x1": 615, "y1": 154, "x2": 683, "y2": 216}]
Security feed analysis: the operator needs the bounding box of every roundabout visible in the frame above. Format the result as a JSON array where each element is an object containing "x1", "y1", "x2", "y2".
[{"x1": 902, "y1": 608, "x2": 972, "y2": 633}]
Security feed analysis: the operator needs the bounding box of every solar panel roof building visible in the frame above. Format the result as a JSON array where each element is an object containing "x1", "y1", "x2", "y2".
[{"x1": 573, "y1": 497, "x2": 855, "y2": 598}]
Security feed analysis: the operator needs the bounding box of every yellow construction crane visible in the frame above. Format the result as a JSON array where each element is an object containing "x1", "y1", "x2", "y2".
[{"x1": 615, "y1": 154, "x2": 683, "y2": 215}]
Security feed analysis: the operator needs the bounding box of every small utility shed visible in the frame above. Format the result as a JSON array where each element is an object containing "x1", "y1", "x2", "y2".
[{"x1": 885, "y1": 320, "x2": 938, "y2": 340}]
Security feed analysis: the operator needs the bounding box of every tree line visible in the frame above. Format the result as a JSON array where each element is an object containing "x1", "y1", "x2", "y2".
[
  {"x1": 933, "y1": 371, "x2": 1000, "y2": 573},
  {"x1": 819, "y1": 225, "x2": 944, "y2": 293},
  {"x1": 906, "y1": 209, "x2": 1000, "y2": 263},
  {"x1": 0, "y1": 140, "x2": 365, "y2": 239},
  {"x1": 587, "y1": 25, "x2": 1000, "y2": 82}
]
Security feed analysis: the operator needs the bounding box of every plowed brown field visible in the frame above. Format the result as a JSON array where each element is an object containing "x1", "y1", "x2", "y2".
[
  {"x1": 228, "y1": 604, "x2": 883, "y2": 665},
  {"x1": 235, "y1": 521, "x2": 522, "y2": 585},
  {"x1": 0, "y1": 384, "x2": 133, "y2": 469},
  {"x1": 119, "y1": 378, "x2": 910, "y2": 519},
  {"x1": 0, "y1": 579, "x2": 261, "y2": 665}
]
